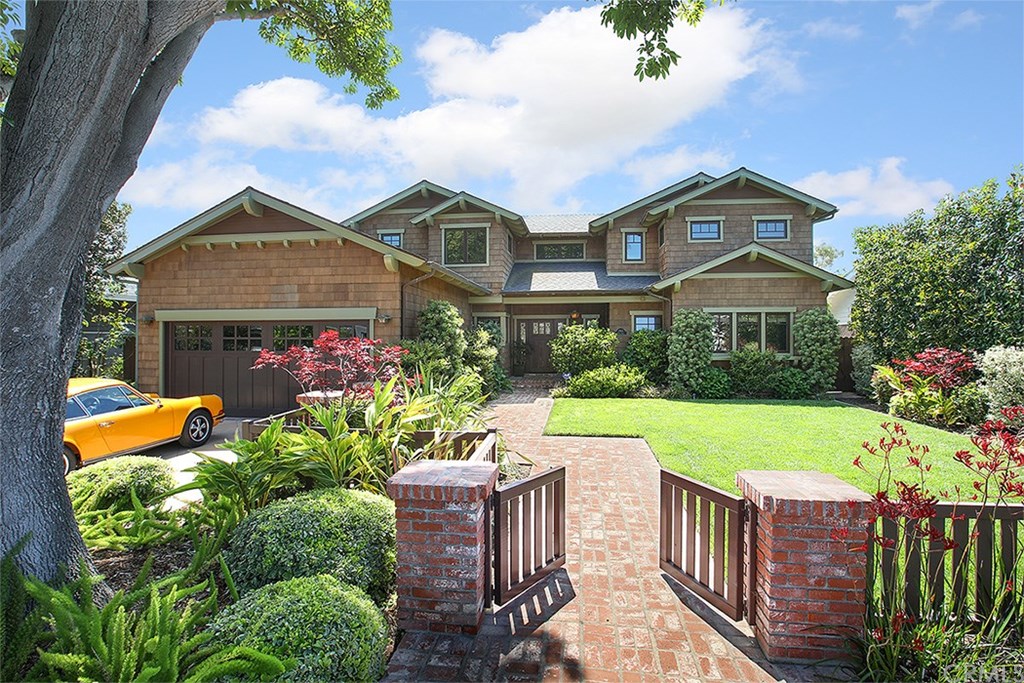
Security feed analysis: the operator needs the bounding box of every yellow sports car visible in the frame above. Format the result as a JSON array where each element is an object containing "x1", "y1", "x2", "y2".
[{"x1": 63, "y1": 378, "x2": 225, "y2": 474}]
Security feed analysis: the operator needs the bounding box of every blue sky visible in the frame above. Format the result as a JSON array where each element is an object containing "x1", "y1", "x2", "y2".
[{"x1": 120, "y1": 0, "x2": 1024, "y2": 273}]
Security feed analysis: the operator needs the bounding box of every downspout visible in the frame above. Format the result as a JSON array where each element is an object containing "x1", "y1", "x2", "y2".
[
  {"x1": 645, "y1": 285, "x2": 674, "y2": 329},
  {"x1": 402, "y1": 269, "x2": 436, "y2": 338}
]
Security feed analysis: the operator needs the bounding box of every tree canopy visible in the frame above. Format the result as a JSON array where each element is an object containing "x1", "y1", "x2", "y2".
[{"x1": 851, "y1": 171, "x2": 1024, "y2": 362}]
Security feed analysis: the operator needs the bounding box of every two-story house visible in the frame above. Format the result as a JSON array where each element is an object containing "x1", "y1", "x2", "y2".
[{"x1": 109, "y1": 167, "x2": 853, "y2": 415}]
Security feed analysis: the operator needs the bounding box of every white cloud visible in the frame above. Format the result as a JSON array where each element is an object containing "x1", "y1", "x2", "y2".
[
  {"x1": 793, "y1": 157, "x2": 953, "y2": 217},
  {"x1": 623, "y1": 145, "x2": 733, "y2": 189},
  {"x1": 161, "y1": 4, "x2": 798, "y2": 212},
  {"x1": 802, "y1": 18, "x2": 863, "y2": 41},
  {"x1": 895, "y1": 0, "x2": 943, "y2": 30},
  {"x1": 950, "y1": 9, "x2": 983, "y2": 30}
]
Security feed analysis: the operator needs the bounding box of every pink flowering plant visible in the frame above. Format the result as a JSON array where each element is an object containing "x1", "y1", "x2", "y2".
[
  {"x1": 872, "y1": 347, "x2": 988, "y2": 428},
  {"x1": 833, "y1": 406, "x2": 1024, "y2": 681}
]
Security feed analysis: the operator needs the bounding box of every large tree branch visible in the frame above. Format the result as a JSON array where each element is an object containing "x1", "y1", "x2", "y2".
[{"x1": 104, "y1": 17, "x2": 214, "y2": 198}]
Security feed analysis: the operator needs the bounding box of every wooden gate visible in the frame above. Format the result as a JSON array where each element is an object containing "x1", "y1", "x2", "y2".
[
  {"x1": 659, "y1": 470, "x2": 749, "y2": 622},
  {"x1": 493, "y1": 466, "x2": 566, "y2": 604}
]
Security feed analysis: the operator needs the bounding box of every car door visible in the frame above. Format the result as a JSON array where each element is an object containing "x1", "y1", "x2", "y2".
[
  {"x1": 78, "y1": 385, "x2": 175, "y2": 454},
  {"x1": 64, "y1": 396, "x2": 108, "y2": 462}
]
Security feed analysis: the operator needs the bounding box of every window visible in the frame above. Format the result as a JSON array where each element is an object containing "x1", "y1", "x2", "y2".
[
  {"x1": 66, "y1": 398, "x2": 87, "y2": 421},
  {"x1": 623, "y1": 231, "x2": 645, "y2": 262},
  {"x1": 378, "y1": 232, "x2": 402, "y2": 248},
  {"x1": 273, "y1": 324, "x2": 314, "y2": 351},
  {"x1": 535, "y1": 242, "x2": 585, "y2": 260},
  {"x1": 755, "y1": 218, "x2": 789, "y2": 240},
  {"x1": 507, "y1": 233, "x2": 514, "y2": 254},
  {"x1": 711, "y1": 313, "x2": 732, "y2": 353},
  {"x1": 705, "y1": 311, "x2": 794, "y2": 355},
  {"x1": 658, "y1": 225, "x2": 665, "y2": 246},
  {"x1": 736, "y1": 313, "x2": 761, "y2": 349},
  {"x1": 443, "y1": 226, "x2": 488, "y2": 265},
  {"x1": 633, "y1": 315, "x2": 662, "y2": 332},
  {"x1": 223, "y1": 324, "x2": 263, "y2": 352},
  {"x1": 173, "y1": 324, "x2": 211, "y2": 351},
  {"x1": 689, "y1": 220, "x2": 721, "y2": 241},
  {"x1": 118, "y1": 386, "x2": 150, "y2": 408},
  {"x1": 765, "y1": 313, "x2": 791, "y2": 353},
  {"x1": 76, "y1": 386, "x2": 140, "y2": 416},
  {"x1": 329, "y1": 321, "x2": 370, "y2": 338},
  {"x1": 474, "y1": 316, "x2": 505, "y2": 345}
]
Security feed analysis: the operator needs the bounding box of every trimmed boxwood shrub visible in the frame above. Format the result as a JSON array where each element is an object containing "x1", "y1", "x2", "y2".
[
  {"x1": 668, "y1": 309, "x2": 713, "y2": 393},
  {"x1": 793, "y1": 307, "x2": 840, "y2": 395},
  {"x1": 66, "y1": 456, "x2": 175, "y2": 514},
  {"x1": 561, "y1": 364, "x2": 647, "y2": 398},
  {"x1": 771, "y1": 367, "x2": 814, "y2": 400},
  {"x1": 692, "y1": 367, "x2": 732, "y2": 399},
  {"x1": 728, "y1": 344, "x2": 785, "y2": 398},
  {"x1": 548, "y1": 323, "x2": 617, "y2": 376},
  {"x1": 225, "y1": 488, "x2": 396, "y2": 605},
  {"x1": 417, "y1": 300, "x2": 467, "y2": 369},
  {"x1": 208, "y1": 574, "x2": 387, "y2": 682},
  {"x1": 622, "y1": 329, "x2": 669, "y2": 385}
]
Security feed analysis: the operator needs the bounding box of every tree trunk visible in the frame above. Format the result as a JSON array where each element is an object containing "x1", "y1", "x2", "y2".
[{"x1": 1, "y1": 0, "x2": 217, "y2": 583}]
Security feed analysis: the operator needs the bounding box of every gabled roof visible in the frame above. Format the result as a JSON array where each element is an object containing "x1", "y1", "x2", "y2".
[
  {"x1": 588, "y1": 172, "x2": 717, "y2": 233},
  {"x1": 341, "y1": 179, "x2": 456, "y2": 227},
  {"x1": 409, "y1": 191, "x2": 528, "y2": 235},
  {"x1": 503, "y1": 262, "x2": 659, "y2": 294},
  {"x1": 642, "y1": 167, "x2": 837, "y2": 227},
  {"x1": 106, "y1": 187, "x2": 490, "y2": 296},
  {"x1": 650, "y1": 242, "x2": 855, "y2": 292},
  {"x1": 524, "y1": 214, "x2": 600, "y2": 234}
]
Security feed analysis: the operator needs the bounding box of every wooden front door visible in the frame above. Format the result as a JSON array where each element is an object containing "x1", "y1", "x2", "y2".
[{"x1": 518, "y1": 319, "x2": 564, "y2": 374}]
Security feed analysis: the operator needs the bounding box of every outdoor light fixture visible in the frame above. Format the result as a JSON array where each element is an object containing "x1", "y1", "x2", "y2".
[
  {"x1": 569, "y1": 310, "x2": 581, "y2": 322},
  {"x1": 615, "y1": 327, "x2": 627, "y2": 336},
  {"x1": 140, "y1": 315, "x2": 155, "y2": 325},
  {"x1": 375, "y1": 313, "x2": 392, "y2": 324}
]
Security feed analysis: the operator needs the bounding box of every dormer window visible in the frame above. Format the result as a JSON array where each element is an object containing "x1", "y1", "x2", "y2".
[
  {"x1": 377, "y1": 229, "x2": 404, "y2": 248},
  {"x1": 622, "y1": 230, "x2": 645, "y2": 262},
  {"x1": 442, "y1": 225, "x2": 489, "y2": 266},
  {"x1": 754, "y1": 215, "x2": 791, "y2": 240},
  {"x1": 687, "y1": 216, "x2": 723, "y2": 242},
  {"x1": 535, "y1": 242, "x2": 585, "y2": 261}
]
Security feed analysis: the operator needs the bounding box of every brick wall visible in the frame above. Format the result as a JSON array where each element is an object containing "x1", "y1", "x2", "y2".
[
  {"x1": 387, "y1": 460, "x2": 499, "y2": 634},
  {"x1": 737, "y1": 471, "x2": 871, "y2": 663}
]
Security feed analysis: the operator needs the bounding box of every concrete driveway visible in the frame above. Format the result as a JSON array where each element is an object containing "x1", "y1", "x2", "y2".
[{"x1": 145, "y1": 417, "x2": 245, "y2": 505}]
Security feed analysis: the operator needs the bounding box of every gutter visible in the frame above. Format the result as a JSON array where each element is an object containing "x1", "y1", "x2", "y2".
[{"x1": 643, "y1": 286, "x2": 674, "y2": 329}]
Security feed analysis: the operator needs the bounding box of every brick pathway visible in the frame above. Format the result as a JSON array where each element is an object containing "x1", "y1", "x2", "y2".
[{"x1": 386, "y1": 394, "x2": 803, "y2": 682}]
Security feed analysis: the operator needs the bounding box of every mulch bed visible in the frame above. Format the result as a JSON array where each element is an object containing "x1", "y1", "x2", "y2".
[{"x1": 91, "y1": 539, "x2": 196, "y2": 593}]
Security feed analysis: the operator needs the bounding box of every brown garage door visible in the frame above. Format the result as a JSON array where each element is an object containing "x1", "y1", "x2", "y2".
[{"x1": 166, "y1": 320, "x2": 370, "y2": 417}]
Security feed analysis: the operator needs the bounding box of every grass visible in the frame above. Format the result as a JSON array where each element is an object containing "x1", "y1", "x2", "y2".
[{"x1": 544, "y1": 398, "x2": 980, "y2": 494}]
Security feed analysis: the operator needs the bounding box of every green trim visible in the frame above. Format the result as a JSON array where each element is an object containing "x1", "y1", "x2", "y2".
[
  {"x1": 341, "y1": 179, "x2": 456, "y2": 226},
  {"x1": 184, "y1": 230, "x2": 326, "y2": 245},
  {"x1": 651, "y1": 242, "x2": 855, "y2": 291},
  {"x1": 155, "y1": 307, "x2": 378, "y2": 322},
  {"x1": 589, "y1": 172, "x2": 716, "y2": 232},
  {"x1": 410, "y1": 192, "x2": 527, "y2": 235}
]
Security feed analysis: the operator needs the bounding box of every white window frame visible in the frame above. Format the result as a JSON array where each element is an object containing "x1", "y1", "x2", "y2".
[
  {"x1": 686, "y1": 216, "x2": 725, "y2": 243},
  {"x1": 630, "y1": 310, "x2": 664, "y2": 332},
  {"x1": 620, "y1": 228, "x2": 647, "y2": 264},
  {"x1": 441, "y1": 223, "x2": 490, "y2": 267},
  {"x1": 472, "y1": 313, "x2": 508, "y2": 347},
  {"x1": 753, "y1": 215, "x2": 792, "y2": 241},
  {"x1": 702, "y1": 307, "x2": 796, "y2": 359},
  {"x1": 534, "y1": 240, "x2": 587, "y2": 261},
  {"x1": 377, "y1": 228, "x2": 405, "y2": 249}
]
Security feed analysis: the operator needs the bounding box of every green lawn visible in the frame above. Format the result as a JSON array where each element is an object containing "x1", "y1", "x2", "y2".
[{"x1": 544, "y1": 398, "x2": 979, "y2": 495}]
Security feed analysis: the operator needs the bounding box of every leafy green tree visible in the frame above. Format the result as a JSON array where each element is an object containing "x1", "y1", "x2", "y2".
[
  {"x1": 74, "y1": 202, "x2": 133, "y2": 379},
  {"x1": 0, "y1": 0, "x2": 400, "y2": 583},
  {"x1": 601, "y1": 0, "x2": 725, "y2": 80},
  {"x1": 813, "y1": 243, "x2": 843, "y2": 270},
  {"x1": 851, "y1": 172, "x2": 1024, "y2": 362}
]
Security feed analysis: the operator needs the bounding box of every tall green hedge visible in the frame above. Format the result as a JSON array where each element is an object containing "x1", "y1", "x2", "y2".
[
  {"x1": 548, "y1": 323, "x2": 617, "y2": 376},
  {"x1": 793, "y1": 307, "x2": 840, "y2": 395},
  {"x1": 667, "y1": 309, "x2": 713, "y2": 394}
]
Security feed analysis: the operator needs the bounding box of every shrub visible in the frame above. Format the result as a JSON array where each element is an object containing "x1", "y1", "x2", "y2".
[
  {"x1": 977, "y1": 345, "x2": 1024, "y2": 428},
  {"x1": 949, "y1": 383, "x2": 988, "y2": 427},
  {"x1": 667, "y1": 309, "x2": 713, "y2": 393},
  {"x1": 851, "y1": 344, "x2": 877, "y2": 397},
  {"x1": 691, "y1": 367, "x2": 732, "y2": 399},
  {"x1": 563, "y1": 364, "x2": 647, "y2": 398},
  {"x1": 793, "y1": 307, "x2": 840, "y2": 395},
  {"x1": 398, "y1": 339, "x2": 453, "y2": 378},
  {"x1": 417, "y1": 300, "x2": 468, "y2": 368},
  {"x1": 770, "y1": 367, "x2": 813, "y2": 400},
  {"x1": 225, "y1": 488, "x2": 396, "y2": 605},
  {"x1": 208, "y1": 575, "x2": 387, "y2": 682},
  {"x1": 622, "y1": 329, "x2": 669, "y2": 385},
  {"x1": 548, "y1": 322, "x2": 617, "y2": 376},
  {"x1": 465, "y1": 323, "x2": 510, "y2": 396},
  {"x1": 66, "y1": 456, "x2": 175, "y2": 514},
  {"x1": 728, "y1": 344, "x2": 785, "y2": 398},
  {"x1": 870, "y1": 366, "x2": 898, "y2": 407},
  {"x1": 893, "y1": 347, "x2": 976, "y2": 389}
]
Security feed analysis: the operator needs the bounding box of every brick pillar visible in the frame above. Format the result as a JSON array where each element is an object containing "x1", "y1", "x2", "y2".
[
  {"x1": 736, "y1": 470, "x2": 872, "y2": 663},
  {"x1": 386, "y1": 460, "x2": 499, "y2": 634}
]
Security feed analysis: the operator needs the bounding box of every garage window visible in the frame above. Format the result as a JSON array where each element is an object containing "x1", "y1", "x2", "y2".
[
  {"x1": 273, "y1": 324, "x2": 314, "y2": 351},
  {"x1": 173, "y1": 324, "x2": 211, "y2": 351},
  {"x1": 331, "y1": 322, "x2": 370, "y2": 338},
  {"x1": 223, "y1": 325, "x2": 263, "y2": 352}
]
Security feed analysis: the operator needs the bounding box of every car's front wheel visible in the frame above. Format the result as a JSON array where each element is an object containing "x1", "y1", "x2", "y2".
[
  {"x1": 180, "y1": 411, "x2": 213, "y2": 447},
  {"x1": 63, "y1": 447, "x2": 79, "y2": 476}
]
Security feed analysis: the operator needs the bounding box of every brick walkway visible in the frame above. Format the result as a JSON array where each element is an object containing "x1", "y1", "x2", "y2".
[{"x1": 386, "y1": 395, "x2": 802, "y2": 682}]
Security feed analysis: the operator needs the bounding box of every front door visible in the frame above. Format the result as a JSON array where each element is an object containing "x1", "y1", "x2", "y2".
[{"x1": 518, "y1": 319, "x2": 564, "y2": 374}]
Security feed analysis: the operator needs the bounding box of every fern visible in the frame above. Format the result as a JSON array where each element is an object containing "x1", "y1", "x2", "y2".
[{"x1": 1, "y1": 538, "x2": 48, "y2": 681}]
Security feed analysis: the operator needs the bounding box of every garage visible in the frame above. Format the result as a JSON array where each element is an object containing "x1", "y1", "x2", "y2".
[{"x1": 165, "y1": 318, "x2": 371, "y2": 416}]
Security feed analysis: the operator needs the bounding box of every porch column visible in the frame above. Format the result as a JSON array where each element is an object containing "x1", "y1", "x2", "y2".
[{"x1": 737, "y1": 470, "x2": 872, "y2": 663}]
